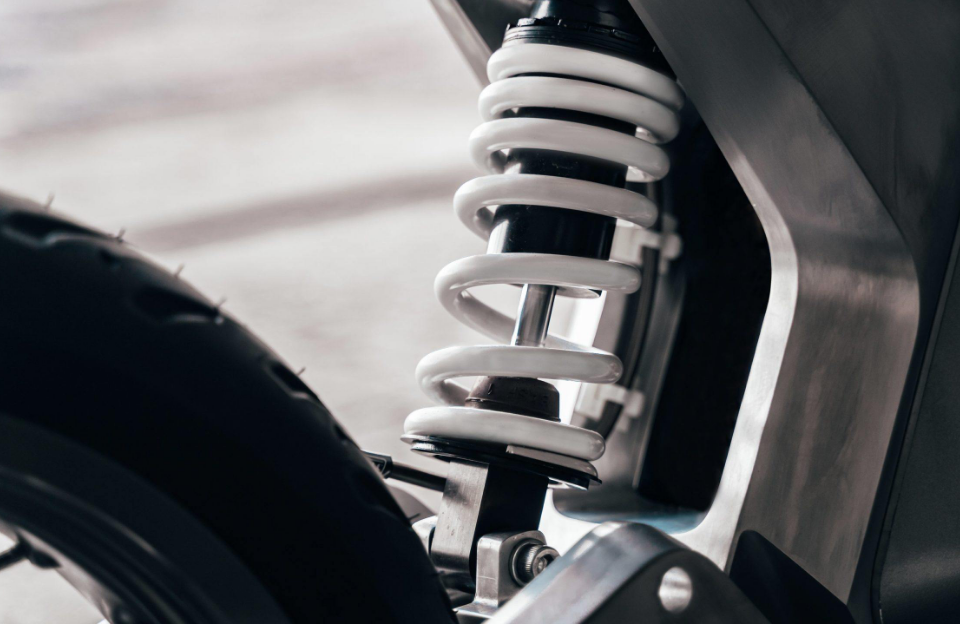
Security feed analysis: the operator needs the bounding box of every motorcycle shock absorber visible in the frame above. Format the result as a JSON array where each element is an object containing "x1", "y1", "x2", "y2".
[{"x1": 402, "y1": 0, "x2": 683, "y2": 590}]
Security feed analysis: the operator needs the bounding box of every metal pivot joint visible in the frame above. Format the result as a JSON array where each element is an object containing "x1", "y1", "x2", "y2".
[
  {"x1": 511, "y1": 541, "x2": 559, "y2": 585},
  {"x1": 457, "y1": 530, "x2": 558, "y2": 622}
]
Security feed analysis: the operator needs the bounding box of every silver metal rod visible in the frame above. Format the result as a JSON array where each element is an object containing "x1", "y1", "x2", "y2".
[{"x1": 511, "y1": 284, "x2": 557, "y2": 347}]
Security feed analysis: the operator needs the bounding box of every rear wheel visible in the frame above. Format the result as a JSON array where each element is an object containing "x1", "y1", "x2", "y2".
[{"x1": 0, "y1": 191, "x2": 453, "y2": 623}]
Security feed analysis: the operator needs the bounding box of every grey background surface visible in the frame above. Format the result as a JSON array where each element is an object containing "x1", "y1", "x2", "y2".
[{"x1": 0, "y1": 0, "x2": 494, "y2": 619}]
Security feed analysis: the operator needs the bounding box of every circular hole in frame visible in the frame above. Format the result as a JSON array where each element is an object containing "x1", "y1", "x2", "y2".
[{"x1": 658, "y1": 566, "x2": 693, "y2": 614}]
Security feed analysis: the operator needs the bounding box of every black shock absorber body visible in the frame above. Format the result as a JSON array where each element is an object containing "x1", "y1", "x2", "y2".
[{"x1": 489, "y1": 0, "x2": 667, "y2": 260}]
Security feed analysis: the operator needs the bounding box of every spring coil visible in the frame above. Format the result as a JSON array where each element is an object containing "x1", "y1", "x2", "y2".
[{"x1": 404, "y1": 43, "x2": 684, "y2": 464}]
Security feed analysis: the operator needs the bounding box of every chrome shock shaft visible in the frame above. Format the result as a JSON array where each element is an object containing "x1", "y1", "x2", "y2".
[{"x1": 511, "y1": 284, "x2": 557, "y2": 348}]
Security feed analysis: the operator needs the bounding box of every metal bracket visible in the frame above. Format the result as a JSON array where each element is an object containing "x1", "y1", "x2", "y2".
[
  {"x1": 488, "y1": 522, "x2": 769, "y2": 623},
  {"x1": 575, "y1": 383, "x2": 644, "y2": 423},
  {"x1": 457, "y1": 530, "x2": 557, "y2": 622},
  {"x1": 610, "y1": 218, "x2": 683, "y2": 269}
]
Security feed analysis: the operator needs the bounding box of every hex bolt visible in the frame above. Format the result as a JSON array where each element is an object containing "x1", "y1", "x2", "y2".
[{"x1": 511, "y1": 541, "x2": 560, "y2": 585}]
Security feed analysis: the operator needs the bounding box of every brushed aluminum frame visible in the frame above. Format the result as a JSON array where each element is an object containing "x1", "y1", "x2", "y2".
[{"x1": 628, "y1": 0, "x2": 920, "y2": 607}]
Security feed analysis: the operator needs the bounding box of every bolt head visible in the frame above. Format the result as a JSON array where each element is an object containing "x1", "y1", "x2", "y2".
[{"x1": 512, "y1": 542, "x2": 559, "y2": 585}]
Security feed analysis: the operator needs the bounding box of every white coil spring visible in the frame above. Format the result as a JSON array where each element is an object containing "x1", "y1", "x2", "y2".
[{"x1": 404, "y1": 43, "x2": 684, "y2": 464}]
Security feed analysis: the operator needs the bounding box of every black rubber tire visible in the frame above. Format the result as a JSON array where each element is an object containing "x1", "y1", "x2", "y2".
[{"x1": 0, "y1": 191, "x2": 454, "y2": 623}]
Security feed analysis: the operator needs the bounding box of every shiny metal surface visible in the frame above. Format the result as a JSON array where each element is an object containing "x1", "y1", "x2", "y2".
[
  {"x1": 457, "y1": 530, "x2": 548, "y2": 621},
  {"x1": 630, "y1": 0, "x2": 920, "y2": 609},
  {"x1": 505, "y1": 445, "x2": 598, "y2": 480},
  {"x1": 431, "y1": 461, "x2": 548, "y2": 591},
  {"x1": 511, "y1": 285, "x2": 557, "y2": 347},
  {"x1": 658, "y1": 566, "x2": 693, "y2": 614},
  {"x1": 511, "y1": 542, "x2": 558, "y2": 585},
  {"x1": 489, "y1": 522, "x2": 767, "y2": 623},
  {"x1": 427, "y1": 0, "x2": 533, "y2": 82},
  {"x1": 736, "y1": 4, "x2": 960, "y2": 621}
]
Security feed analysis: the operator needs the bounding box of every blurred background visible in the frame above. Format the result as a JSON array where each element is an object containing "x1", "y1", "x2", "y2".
[{"x1": 0, "y1": 0, "x2": 490, "y2": 620}]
